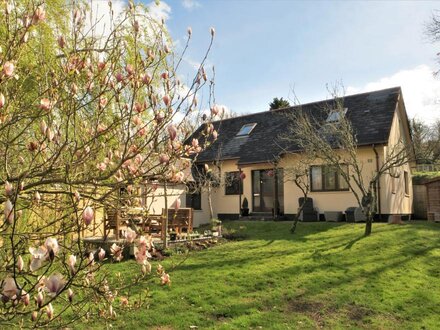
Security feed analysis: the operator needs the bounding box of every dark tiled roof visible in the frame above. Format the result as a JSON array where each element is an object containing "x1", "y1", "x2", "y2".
[{"x1": 189, "y1": 87, "x2": 402, "y2": 165}]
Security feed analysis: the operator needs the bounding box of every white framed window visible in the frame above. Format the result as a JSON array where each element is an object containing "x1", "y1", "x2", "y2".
[
  {"x1": 310, "y1": 165, "x2": 349, "y2": 192},
  {"x1": 236, "y1": 123, "x2": 257, "y2": 136}
]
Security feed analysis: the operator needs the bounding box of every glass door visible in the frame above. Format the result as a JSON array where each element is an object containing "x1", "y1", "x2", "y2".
[{"x1": 252, "y1": 169, "x2": 284, "y2": 213}]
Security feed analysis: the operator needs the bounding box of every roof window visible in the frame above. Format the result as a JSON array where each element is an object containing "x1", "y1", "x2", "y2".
[
  {"x1": 236, "y1": 123, "x2": 257, "y2": 136},
  {"x1": 326, "y1": 108, "x2": 348, "y2": 123}
]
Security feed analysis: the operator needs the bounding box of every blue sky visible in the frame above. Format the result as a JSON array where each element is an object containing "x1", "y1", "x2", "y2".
[{"x1": 146, "y1": 0, "x2": 440, "y2": 122}]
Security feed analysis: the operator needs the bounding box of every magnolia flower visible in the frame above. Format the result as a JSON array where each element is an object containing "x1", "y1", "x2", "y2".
[
  {"x1": 74, "y1": 190, "x2": 81, "y2": 202},
  {"x1": 5, "y1": 181, "x2": 13, "y2": 196},
  {"x1": 240, "y1": 172, "x2": 246, "y2": 180},
  {"x1": 22, "y1": 292, "x2": 30, "y2": 306},
  {"x1": 68, "y1": 255, "x2": 76, "y2": 274},
  {"x1": 132, "y1": 115, "x2": 142, "y2": 126},
  {"x1": 36, "y1": 291, "x2": 44, "y2": 308},
  {"x1": 33, "y1": 6, "x2": 46, "y2": 23},
  {"x1": 161, "y1": 273, "x2": 171, "y2": 286},
  {"x1": 135, "y1": 237, "x2": 151, "y2": 265},
  {"x1": 0, "y1": 93, "x2": 4, "y2": 108},
  {"x1": 34, "y1": 191, "x2": 41, "y2": 203},
  {"x1": 97, "y1": 161, "x2": 107, "y2": 171},
  {"x1": 67, "y1": 288, "x2": 74, "y2": 303},
  {"x1": 40, "y1": 120, "x2": 47, "y2": 135},
  {"x1": 97, "y1": 61, "x2": 106, "y2": 71},
  {"x1": 99, "y1": 96, "x2": 108, "y2": 108},
  {"x1": 161, "y1": 71, "x2": 168, "y2": 80},
  {"x1": 83, "y1": 206, "x2": 94, "y2": 226},
  {"x1": 159, "y1": 154, "x2": 170, "y2": 164},
  {"x1": 211, "y1": 105, "x2": 219, "y2": 116},
  {"x1": 17, "y1": 255, "x2": 24, "y2": 272},
  {"x1": 31, "y1": 311, "x2": 38, "y2": 322},
  {"x1": 110, "y1": 243, "x2": 123, "y2": 262},
  {"x1": 124, "y1": 227, "x2": 137, "y2": 243},
  {"x1": 173, "y1": 171, "x2": 185, "y2": 183},
  {"x1": 88, "y1": 252, "x2": 95, "y2": 265},
  {"x1": 120, "y1": 296, "x2": 129, "y2": 307},
  {"x1": 212, "y1": 130, "x2": 218, "y2": 140},
  {"x1": 44, "y1": 237, "x2": 59, "y2": 256},
  {"x1": 115, "y1": 72, "x2": 124, "y2": 83},
  {"x1": 98, "y1": 247, "x2": 106, "y2": 261},
  {"x1": 167, "y1": 124, "x2": 177, "y2": 141},
  {"x1": 29, "y1": 245, "x2": 48, "y2": 271},
  {"x1": 39, "y1": 98, "x2": 51, "y2": 111},
  {"x1": 174, "y1": 198, "x2": 181, "y2": 210},
  {"x1": 46, "y1": 303, "x2": 54, "y2": 319},
  {"x1": 2, "y1": 277, "x2": 19, "y2": 300},
  {"x1": 142, "y1": 261, "x2": 152, "y2": 275},
  {"x1": 126, "y1": 64, "x2": 134, "y2": 75},
  {"x1": 192, "y1": 138, "x2": 199, "y2": 148},
  {"x1": 157, "y1": 264, "x2": 164, "y2": 275},
  {"x1": 163, "y1": 94, "x2": 171, "y2": 107},
  {"x1": 44, "y1": 274, "x2": 65, "y2": 297},
  {"x1": 142, "y1": 73, "x2": 152, "y2": 85},
  {"x1": 187, "y1": 26, "x2": 192, "y2": 37},
  {"x1": 3, "y1": 61, "x2": 14, "y2": 77},
  {"x1": 210, "y1": 27, "x2": 215, "y2": 37},
  {"x1": 4, "y1": 199, "x2": 13, "y2": 224},
  {"x1": 46, "y1": 127, "x2": 54, "y2": 141}
]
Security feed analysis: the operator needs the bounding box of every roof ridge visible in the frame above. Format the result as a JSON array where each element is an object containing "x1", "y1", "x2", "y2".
[{"x1": 210, "y1": 86, "x2": 402, "y2": 123}]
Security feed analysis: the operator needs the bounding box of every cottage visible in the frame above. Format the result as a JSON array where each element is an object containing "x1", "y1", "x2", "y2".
[{"x1": 187, "y1": 87, "x2": 413, "y2": 223}]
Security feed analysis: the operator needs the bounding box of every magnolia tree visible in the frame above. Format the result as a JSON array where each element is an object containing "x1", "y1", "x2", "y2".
[
  {"x1": 0, "y1": 0, "x2": 218, "y2": 327},
  {"x1": 287, "y1": 94, "x2": 411, "y2": 236}
]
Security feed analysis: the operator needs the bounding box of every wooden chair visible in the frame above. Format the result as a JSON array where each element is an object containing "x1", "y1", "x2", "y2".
[{"x1": 104, "y1": 207, "x2": 122, "y2": 240}]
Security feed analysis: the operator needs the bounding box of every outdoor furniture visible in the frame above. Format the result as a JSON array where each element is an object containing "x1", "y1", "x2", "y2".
[
  {"x1": 324, "y1": 211, "x2": 343, "y2": 222},
  {"x1": 354, "y1": 207, "x2": 366, "y2": 222},
  {"x1": 104, "y1": 207, "x2": 123, "y2": 240},
  {"x1": 298, "y1": 197, "x2": 319, "y2": 222},
  {"x1": 164, "y1": 208, "x2": 193, "y2": 234}
]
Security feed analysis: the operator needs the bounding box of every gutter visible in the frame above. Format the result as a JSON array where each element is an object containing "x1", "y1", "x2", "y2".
[{"x1": 372, "y1": 144, "x2": 382, "y2": 218}]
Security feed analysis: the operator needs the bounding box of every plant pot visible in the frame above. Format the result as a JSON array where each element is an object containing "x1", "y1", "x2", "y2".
[
  {"x1": 170, "y1": 233, "x2": 177, "y2": 241},
  {"x1": 241, "y1": 208, "x2": 249, "y2": 216}
]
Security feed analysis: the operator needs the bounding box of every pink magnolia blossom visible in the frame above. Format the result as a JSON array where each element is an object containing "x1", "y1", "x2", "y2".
[
  {"x1": 88, "y1": 252, "x2": 95, "y2": 265},
  {"x1": 83, "y1": 206, "x2": 94, "y2": 226},
  {"x1": 31, "y1": 311, "x2": 38, "y2": 322},
  {"x1": 163, "y1": 94, "x2": 171, "y2": 107},
  {"x1": 210, "y1": 27, "x2": 215, "y2": 37},
  {"x1": 161, "y1": 273, "x2": 171, "y2": 286},
  {"x1": 142, "y1": 261, "x2": 152, "y2": 274},
  {"x1": 74, "y1": 190, "x2": 81, "y2": 202},
  {"x1": 40, "y1": 120, "x2": 47, "y2": 135},
  {"x1": 142, "y1": 73, "x2": 152, "y2": 85},
  {"x1": 161, "y1": 72, "x2": 168, "y2": 80},
  {"x1": 5, "y1": 181, "x2": 13, "y2": 196},
  {"x1": 97, "y1": 61, "x2": 106, "y2": 71},
  {"x1": 98, "y1": 247, "x2": 106, "y2": 261},
  {"x1": 212, "y1": 130, "x2": 218, "y2": 140},
  {"x1": 132, "y1": 115, "x2": 142, "y2": 126},
  {"x1": 39, "y1": 98, "x2": 52, "y2": 111},
  {"x1": 240, "y1": 172, "x2": 246, "y2": 180},
  {"x1": 68, "y1": 288, "x2": 74, "y2": 303},
  {"x1": 115, "y1": 72, "x2": 124, "y2": 83},
  {"x1": 97, "y1": 162, "x2": 107, "y2": 171},
  {"x1": 46, "y1": 127, "x2": 54, "y2": 141},
  {"x1": 3, "y1": 61, "x2": 14, "y2": 77},
  {"x1": 211, "y1": 105, "x2": 220, "y2": 116},
  {"x1": 99, "y1": 96, "x2": 108, "y2": 108},
  {"x1": 21, "y1": 292, "x2": 30, "y2": 306},
  {"x1": 44, "y1": 237, "x2": 59, "y2": 256},
  {"x1": 36, "y1": 290, "x2": 44, "y2": 308},
  {"x1": 2, "y1": 277, "x2": 19, "y2": 300},
  {"x1": 4, "y1": 199, "x2": 14, "y2": 224},
  {"x1": 135, "y1": 236, "x2": 152, "y2": 265},
  {"x1": 159, "y1": 154, "x2": 169, "y2": 164},
  {"x1": 164, "y1": 44, "x2": 170, "y2": 54},
  {"x1": 68, "y1": 255, "x2": 76, "y2": 274},
  {"x1": 32, "y1": 6, "x2": 46, "y2": 23},
  {"x1": 174, "y1": 198, "x2": 181, "y2": 210},
  {"x1": 192, "y1": 138, "x2": 199, "y2": 148},
  {"x1": 17, "y1": 255, "x2": 24, "y2": 272},
  {"x1": 173, "y1": 171, "x2": 185, "y2": 183},
  {"x1": 34, "y1": 191, "x2": 41, "y2": 204},
  {"x1": 29, "y1": 245, "x2": 48, "y2": 271},
  {"x1": 44, "y1": 274, "x2": 65, "y2": 297},
  {"x1": 167, "y1": 124, "x2": 177, "y2": 141},
  {"x1": 134, "y1": 102, "x2": 143, "y2": 113},
  {"x1": 126, "y1": 64, "x2": 134, "y2": 75},
  {"x1": 110, "y1": 243, "x2": 123, "y2": 262},
  {"x1": 187, "y1": 26, "x2": 192, "y2": 37},
  {"x1": 46, "y1": 303, "x2": 54, "y2": 319},
  {"x1": 0, "y1": 93, "x2": 5, "y2": 108}
]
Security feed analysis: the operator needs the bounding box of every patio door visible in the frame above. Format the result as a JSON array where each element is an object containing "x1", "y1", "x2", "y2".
[{"x1": 252, "y1": 169, "x2": 284, "y2": 213}]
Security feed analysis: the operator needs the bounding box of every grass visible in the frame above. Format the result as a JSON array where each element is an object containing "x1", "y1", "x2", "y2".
[{"x1": 79, "y1": 221, "x2": 440, "y2": 329}]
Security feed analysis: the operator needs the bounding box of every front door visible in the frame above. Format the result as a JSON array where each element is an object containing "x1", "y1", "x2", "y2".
[{"x1": 252, "y1": 169, "x2": 284, "y2": 213}]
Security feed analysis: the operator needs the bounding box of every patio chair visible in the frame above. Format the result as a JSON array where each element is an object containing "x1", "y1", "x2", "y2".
[{"x1": 298, "y1": 197, "x2": 319, "y2": 222}]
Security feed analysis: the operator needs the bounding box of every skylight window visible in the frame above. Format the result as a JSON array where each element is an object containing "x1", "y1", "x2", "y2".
[
  {"x1": 236, "y1": 123, "x2": 257, "y2": 136},
  {"x1": 326, "y1": 108, "x2": 348, "y2": 123}
]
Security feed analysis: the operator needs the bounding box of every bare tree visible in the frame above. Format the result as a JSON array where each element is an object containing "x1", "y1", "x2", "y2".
[{"x1": 285, "y1": 92, "x2": 412, "y2": 236}]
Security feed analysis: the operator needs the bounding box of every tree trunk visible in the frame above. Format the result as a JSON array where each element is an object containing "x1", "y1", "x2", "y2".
[
  {"x1": 207, "y1": 183, "x2": 214, "y2": 220},
  {"x1": 364, "y1": 215, "x2": 372, "y2": 236}
]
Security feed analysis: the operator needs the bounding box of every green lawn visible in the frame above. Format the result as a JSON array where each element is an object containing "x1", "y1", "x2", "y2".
[{"x1": 82, "y1": 221, "x2": 440, "y2": 329}]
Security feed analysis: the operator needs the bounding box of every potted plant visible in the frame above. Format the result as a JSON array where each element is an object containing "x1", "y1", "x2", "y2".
[
  {"x1": 211, "y1": 219, "x2": 222, "y2": 236},
  {"x1": 169, "y1": 231, "x2": 177, "y2": 241},
  {"x1": 241, "y1": 197, "x2": 249, "y2": 216}
]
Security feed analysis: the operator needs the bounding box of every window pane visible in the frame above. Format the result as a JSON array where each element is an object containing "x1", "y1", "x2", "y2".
[
  {"x1": 338, "y1": 166, "x2": 349, "y2": 190},
  {"x1": 311, "y1": 166, "x2": 322, "y2": 190},
  {"x1": 225, "y1": 171, "x2": 242, "y2": 195},
  {"x1": 324, "y1": 166, "x2": 337, "y2": 190}
]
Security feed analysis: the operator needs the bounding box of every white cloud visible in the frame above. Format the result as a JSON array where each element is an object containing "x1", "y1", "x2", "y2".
[
  {"x1": 86, "y1": 0, "x2": 126, "y2": 39},
  {"x1": 347, "y1": 65, "x2": 440, "y2": 124},
  {"x1": 181, "y1": 0, "x2": 201, "y2": 11},
  {"x1": 147, "y1": 1, "x2": 171, "y2": 22}
]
